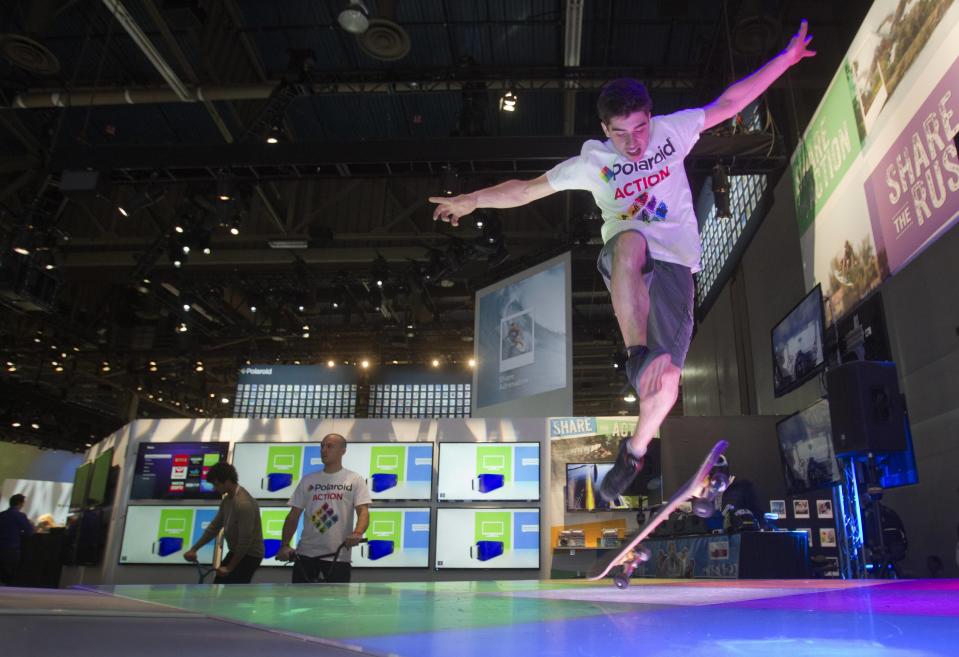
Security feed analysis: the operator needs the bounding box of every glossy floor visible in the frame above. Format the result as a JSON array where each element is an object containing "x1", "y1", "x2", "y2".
[{"x1": 4, "y1": 579, "x2": 959, "y2": 657}]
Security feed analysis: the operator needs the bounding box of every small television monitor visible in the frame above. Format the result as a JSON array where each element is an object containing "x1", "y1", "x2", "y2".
[
  {"x1": 434, "y1": 507, "x2": 539, "y2": 569},
  {"x1": 232, "y1": 441, "x2": 434, "y2": 501},
  {"x1": 353, "y1": 507, "x2": 431, "y2": 568},
  {"x1": 70, "y1": 462, "x2": 92, "y2": 508},
  {"x1": 772, "y1": 284, "x2": 826, "y2": 397},
  {"x1": 566, "y1": 438, "x2": 663, "y2": 511},
  {"x1": 776, "y1": 398, "x2": 842, "y2": 496},
  {"x1": 437, "y1": 442, "x2": 540, "y2": 502},
  {"x1": 87, "y1": 448, "x2": 115, "y2": 506},
  {"x1": 130, "y1": 442, "x2": 230, "y2": 500}
]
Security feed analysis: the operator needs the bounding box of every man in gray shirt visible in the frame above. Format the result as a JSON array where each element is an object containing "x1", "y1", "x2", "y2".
[{"x1": 183, "y1": 462, "x2": 264, "y2": 583}]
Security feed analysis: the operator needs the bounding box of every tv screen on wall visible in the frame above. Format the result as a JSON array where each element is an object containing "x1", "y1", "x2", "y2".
[
  {"x1": 232, "y1": 441, "x2": 434, "y2": 501},
  {"x1": 129, "y1": 442, "x2": 230, "y2": 500},
  {"x1": 436, "y1": 442, "x2": 540, "y2": 502},
  {"x1": 776, "y1": 398, "x2": 842, "y2": 496},
  {"x1": 772, "y1": 284, "x2": 826, "y2": 397},
  {"x1": 434, "y1": 507, "x2": 540, "y2": 569}
]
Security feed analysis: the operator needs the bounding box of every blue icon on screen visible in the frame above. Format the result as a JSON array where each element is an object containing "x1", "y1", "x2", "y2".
[{"x1": 371, "y1": 473, "x2": 398, "y2": 493}]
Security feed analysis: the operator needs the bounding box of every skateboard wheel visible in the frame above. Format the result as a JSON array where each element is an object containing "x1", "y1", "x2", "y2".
[
  {"x1": 692, "y1": 497, "x2": 714, "y2": 518},
  {"x1": 709, "y1": 473, "x2": 729, "y2": 495},
  {"x1": 613, "y1": 574, "x2": 630, "y2": 589},
  {"x1": 635, "y1": 546, "x2": 652, "y2": 562}
]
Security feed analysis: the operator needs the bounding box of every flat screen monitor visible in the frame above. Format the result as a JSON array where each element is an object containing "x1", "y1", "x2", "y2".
[
  {"x1": 130, "y1": 442, "x2": 230, "y2": 500},
  {"x1": 87, "y1": 448, "x2": 115, "y2": 506},
  {"x1": 437, "y1": 442, "x2": 540, "y2": 501},
  {"x1": 70, "y1": 462, "x2": 92, "y2": 508},
  {"x1": 232, "y1": 442, "x2": 434, "y2": 500},
  {"x1": 566, "y1": 464, "x2": 642, "y2": 511},
  {"x1": 353, "y1": 507, "x2": 431, "y2": 568},
  {"x1": 776, "y1": 398, "x2": 842, "y2": 496},
  {"x1": 772, "y1": 284, "x2": 826, "y2": 397},
  {"x1": 434, "y1": 508, "x2": 539, "y2": 569}
]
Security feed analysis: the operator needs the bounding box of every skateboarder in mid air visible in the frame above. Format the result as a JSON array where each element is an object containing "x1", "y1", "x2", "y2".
[{"x1": 430, "y1": 22, "x2": 815, "y2": 501}]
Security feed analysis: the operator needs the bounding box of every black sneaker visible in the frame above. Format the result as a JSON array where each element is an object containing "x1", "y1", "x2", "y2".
[{"x1": 599, "y1": 438, "x2": 645, "y2": 502}]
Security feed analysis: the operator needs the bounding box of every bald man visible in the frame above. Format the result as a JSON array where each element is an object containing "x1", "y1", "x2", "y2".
[{"x1": 277, "y1": 433, "x2": 371, "y2": 583}]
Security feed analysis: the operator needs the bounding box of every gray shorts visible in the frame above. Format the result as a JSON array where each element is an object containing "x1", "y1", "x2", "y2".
[{"x1": 596, "y1": 230, "x2": 695, "y2": 370}]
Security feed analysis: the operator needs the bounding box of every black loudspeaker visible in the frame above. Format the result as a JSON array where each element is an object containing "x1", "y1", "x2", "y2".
[{"x1": 827, "y1": 361, "x2": 906, "y2": 455}]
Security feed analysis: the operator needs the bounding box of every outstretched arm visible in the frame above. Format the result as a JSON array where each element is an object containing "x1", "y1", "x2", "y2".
[
  {"x1": 429, "y1": 173, "x2": 557, "y2": 226},
  {"x1": 702, "y1": 20, "x2": 816, "y2": 131}
]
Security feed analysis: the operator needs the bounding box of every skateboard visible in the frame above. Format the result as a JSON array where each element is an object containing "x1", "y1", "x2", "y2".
[{"x1": 587, "y1": 440, "x2": 729, "y2": 588}]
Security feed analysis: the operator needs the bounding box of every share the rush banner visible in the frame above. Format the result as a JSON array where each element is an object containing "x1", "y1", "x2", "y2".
[{"x1": 864, "y1": 55, "x2": 959, "y2": 275}]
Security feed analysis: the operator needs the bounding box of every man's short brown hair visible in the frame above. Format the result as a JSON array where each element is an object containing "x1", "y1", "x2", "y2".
[{"x1": 597, "y1": 78, "x2": 653, "y2": 125}]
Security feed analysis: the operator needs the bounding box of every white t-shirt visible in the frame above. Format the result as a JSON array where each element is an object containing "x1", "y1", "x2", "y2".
[
  {"x1": 288, "y1": 468, "x2": 372, "y2": 561},
  {"x1": 546, "y1": 108, "x2": 705, "y2": 272}
]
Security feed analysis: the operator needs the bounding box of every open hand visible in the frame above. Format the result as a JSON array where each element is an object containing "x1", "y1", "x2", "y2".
[
  {"x1": 784, "y1": 19, "x2": 815, "y2": 65},
  {"x1": 429, "y1": 194, "x2": 477, "y2": 227}
]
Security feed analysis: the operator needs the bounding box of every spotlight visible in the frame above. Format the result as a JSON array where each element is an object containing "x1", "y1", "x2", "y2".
[
  {"x1": 712, "y1": 163, "x2": 731, "y2": 219},
  {"x1": 230, "y1": 217, "x2": 241, "y2": 236},
  {"x1": 216, "y1": 176, "x2": 234, "y2": 202},
  {"x1": 624, "y1": 393, "x2": 637, "y2": 403},
  {"x1": 431, "y1": 358, "x2": 440, "y2": 368},
  {"x1": 439, "y1": 165, "x2": 460, "y2": 197},
  {"x1": 174, "y1": 224, "x2": 185, "y2": 234},
  {"x1": 101, "y1": 361, "x2": 111, "y2": 373},
  {"x1": 30, "y1": 422, "x2": 39, "y2": 430},
  {"x1": 220, "y1": 396, "x2": 230, "y2": 404},
  {"x1": 360, "y1": 359, "x2": 370, "y2": 369},
  {"x1": 11, "y1": 224, "x2": 35, "y2": 255},
  {"x1": 250, "y1": 304, "x2": 257, "y2": 313},
  {"x1": 326, "y1": 360, "x2": 335, "y2": 368},
  {"x1": 265, "y1": 124, "x2": 284, "y2": 144},
  {"x1": 499, "y1": 89, "x2": 517, "y2": 112},
  {"x1": 177, "y1": 322, "x2": 189, "y2": 333},
  {"x1": 337, "y1": 0, "x2": 370, "y2": 34},
  {"x1": 11, "y1": 420, "x2": 21, "y2": 428}
]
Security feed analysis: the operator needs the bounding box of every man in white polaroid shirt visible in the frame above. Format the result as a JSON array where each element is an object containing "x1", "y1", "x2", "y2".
[
  {"x1": 277, "y1": 433, "x2": 370, "y2": 582},
  {"x1": 430, "y1": 22, "x2": 815, "y2": 501}
]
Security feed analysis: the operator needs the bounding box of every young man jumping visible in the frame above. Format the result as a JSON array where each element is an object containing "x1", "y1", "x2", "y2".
[{"x1": 430, "y1": 21, "x2": 815, "y2": 500}]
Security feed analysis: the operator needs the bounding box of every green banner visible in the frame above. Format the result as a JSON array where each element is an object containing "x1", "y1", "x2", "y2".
[
  {"x1": 476, "y1": 445, "x2": 512, "y2": 481},
  {"x1": 370, "y1": 445, "x2": 406, "y2": 479},
  {"x1": 474, "y1": 511, "x2": 511, "y2": 550},
  {"x1": 790, "y1": 61, "x2": 863, "y2": 234},
  {"x1": 157, "y1": 509, "x2": 193, "y2": 540},
  {"x1": 367, "y1": 510, "x2": 402, "y2": 543},
  {"x1": 261, "y1": 509, "x2": 288, "y2": 540},
  {"x1": 266, "y1": 445, "x2": 302, "y2": 476}
]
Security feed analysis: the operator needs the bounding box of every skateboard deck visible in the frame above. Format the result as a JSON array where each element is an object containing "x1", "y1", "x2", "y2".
[{"x1": 587, "y1": 440, "x2": 729, "y2": 587}]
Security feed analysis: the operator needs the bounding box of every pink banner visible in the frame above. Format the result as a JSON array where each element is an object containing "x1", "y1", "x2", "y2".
[{"x1": 863, "y1": 56, "x2": 959, "y2": 274}]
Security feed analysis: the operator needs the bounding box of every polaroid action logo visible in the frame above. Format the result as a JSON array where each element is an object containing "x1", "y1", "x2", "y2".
[
  {"x1": 599, "y1": 137, "x2": 677, "y2": 183},
  {"x1": 240, "y1": 367, "x2": 273, "y2": 375}
]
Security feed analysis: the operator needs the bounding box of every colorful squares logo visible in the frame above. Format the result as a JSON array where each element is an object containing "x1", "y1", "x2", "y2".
[
  {"x1": 311, "y1": 502, "x2": 339, "y2": 534},
  {"x1": 599, "y1": 166, "x2": 615, "y2": 183}
]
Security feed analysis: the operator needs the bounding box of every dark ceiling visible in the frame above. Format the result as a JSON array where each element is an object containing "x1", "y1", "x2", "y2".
[{"x1": 0, "y1": 0, "x2": 871, "y2": 450}]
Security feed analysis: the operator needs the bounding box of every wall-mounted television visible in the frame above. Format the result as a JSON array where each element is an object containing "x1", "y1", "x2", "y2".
[
  {"x1": 434, "y1": 508, "x2": 539, "y2": 569},
  {"x1": 566, "y1": 464, "x2": 641, "y2": 511},
  {"x1": 436, "y1": 442, "x2": 540, "y2": 501},
  {"x1": 565, "y1": 439, "x2": 662, "y2": 511},
  {"x1": 353, "y1": 507, "x2": 431, "y2": 568},
  {"x1": 69, "y1": 462, "x2": 92, "y2": 508},
  {"x1": 772, "y1": 284, "x2": 826, "y2": 397},
  {"x1": 87, "y1": 448, "x2": 115, "y2": 506},
  {"x1": 776, "y1": 398, "x2": 842, "y2": 496},
  {"x1": 121, "y1": 504, "x2": 306, "y2": 567},
  {"x1": 129, "y1": 442, "x2": 230, "y2": 500},
  {"x1": 232, "y1": 442, "x2": 434, "y2": 501}
]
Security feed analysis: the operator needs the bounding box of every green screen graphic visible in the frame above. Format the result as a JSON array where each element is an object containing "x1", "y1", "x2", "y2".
[
  {"x1": 202, "y1": 453, "x2": 222, "y2": 467},
  {"x1": 476, "y1": 446, "x2": 512, "y2": 480},
  {"x1": 261, "y1": 509, "x2": 288, "y2": 540},
  {"x1": 266, "y1": 445, "x2": 303, "y2": 476},
  {"x1": 474, "y1": 511, "x2": 511, "y2": 550},
  {"x1": 370, "y1": 446, "x2": 406, "y2": 480},
  {"x1": 367, "y1": 510, "x2": 402, "y2": 543},
  {"x1": 157, "y1": 509, "x2": 194, "y2": 541}
]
